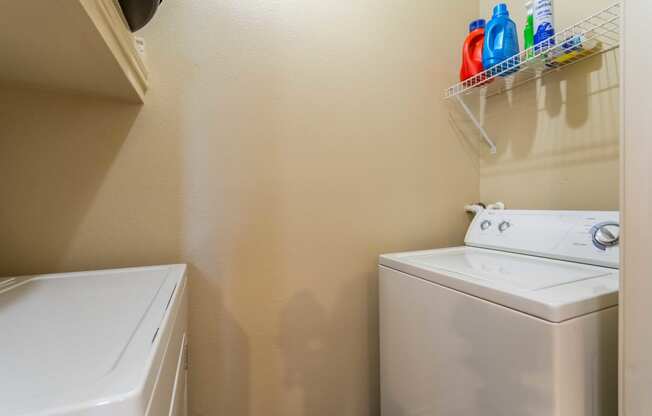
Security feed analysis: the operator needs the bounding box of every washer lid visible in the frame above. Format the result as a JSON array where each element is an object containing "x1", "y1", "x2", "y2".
[
  {"x1": 413, "y1": 249, "x2": 611, "y2": 290},
  {"x1": 380, "y1": 247, "x2": 618, "y2": 323}
]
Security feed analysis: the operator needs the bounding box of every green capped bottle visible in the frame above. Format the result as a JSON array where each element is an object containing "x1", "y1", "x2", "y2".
[{"x1": 524, "y1": 3, "x2": 535, "y2": 58}]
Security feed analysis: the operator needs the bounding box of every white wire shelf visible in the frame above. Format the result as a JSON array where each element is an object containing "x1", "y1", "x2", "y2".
[{"x1": 445, "y1": 2, "x2": 621, "y2": 100}]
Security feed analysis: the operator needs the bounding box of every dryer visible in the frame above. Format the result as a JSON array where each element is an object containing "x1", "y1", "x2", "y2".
[
  {"x1": 379, "y1": 210, "x2": 619, "y2": 416},
  {"x1": 0, "y1": 264, "x2": 188, "y2": 416}
]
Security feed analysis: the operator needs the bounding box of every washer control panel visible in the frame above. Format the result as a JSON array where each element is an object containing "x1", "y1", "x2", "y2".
[{"x1": 465, "y1": 210, "x2": 620, "y2": 268}]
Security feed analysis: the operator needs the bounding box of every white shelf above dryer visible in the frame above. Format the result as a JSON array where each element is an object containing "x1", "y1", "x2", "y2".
[
  {"x1": 0, "y1": 0, "x2": 148, "y2": 103},
  {"x1": 446, "y1": 2, "x2": 621, "y2": 154}
]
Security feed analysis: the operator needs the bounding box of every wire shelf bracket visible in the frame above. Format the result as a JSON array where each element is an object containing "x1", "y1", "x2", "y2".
[{"x1": 455, "y1": 95, "x2": 496, "y2": 154}]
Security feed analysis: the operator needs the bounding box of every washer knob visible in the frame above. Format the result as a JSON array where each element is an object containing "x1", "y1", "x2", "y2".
[
  {"x1": 498, "y1": 221, "x2": 511, "y2": 233},
  {"x1": 591, "y1": 222, "x2": 620, "y2": 250},
  {"x1": 480, "y1": 220, "x2": 492, "y2": 231},
  {"x1": 595, "y1": 224, "x2": 620, "y2": 246}
]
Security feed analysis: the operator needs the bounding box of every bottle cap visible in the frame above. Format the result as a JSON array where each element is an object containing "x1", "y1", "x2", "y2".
[
  {"x1": 493, "y1": 3, "x2": 509, "y2": 17},
  {"x1": 525, "y1": 0, "x2": 533, "y2": 14},
  {"x1": 469, "y1": 19, "x2": 486, "y2": 32}
]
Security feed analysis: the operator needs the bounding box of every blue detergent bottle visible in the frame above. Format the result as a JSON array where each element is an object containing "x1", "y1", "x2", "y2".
[{"x1": 483, "y1": 3, "x2": 520, "y2": 76}]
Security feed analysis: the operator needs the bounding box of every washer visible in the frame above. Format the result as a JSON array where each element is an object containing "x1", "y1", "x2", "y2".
[
  {"x1": 379, "y1": 210, "x2": 619, "y2": 416},
  {"x1": 0, "y1": 264, "x2": 188, "y2": 416}
]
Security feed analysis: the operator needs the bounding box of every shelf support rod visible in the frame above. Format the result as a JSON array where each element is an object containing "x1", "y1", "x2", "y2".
[{"x1": 455, "y1": 95, "x2": 496, "y2": 154}]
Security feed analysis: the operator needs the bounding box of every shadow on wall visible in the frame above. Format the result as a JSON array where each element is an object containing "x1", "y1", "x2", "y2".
[
  {"x1": 449, "y1": 51, "x2": 619, "y2": 170},
  {"x1": 279, "y1": 272, "x2": 380, "y2": 416},
  {"x1": 186, "y1": 264, "x2": 251, "y2": 416},
  {"x1": 0, "y1": 87, "x2": 141, "y2": 276},
  {"x1": 480, "y1": 52, "x2": 620, "y2": 179}
]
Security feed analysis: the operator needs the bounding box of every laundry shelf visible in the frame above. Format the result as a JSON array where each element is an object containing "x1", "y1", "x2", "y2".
[
  {"x1": 446, "y1": 2, "x2": 621, "y2": 153},
  {"x1": 446, "y1": 3, "x2": 620, "y2": 99},
  {"x1": 0, "y1": 0, "x2": 148, "y2": 103}
]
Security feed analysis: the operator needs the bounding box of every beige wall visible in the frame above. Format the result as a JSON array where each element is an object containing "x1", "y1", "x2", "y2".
[
  {"x1": 475, "y1": 0, "x2": 620, "y2": 210},
  {"x1": 620, "y1": 1, "x2": 652, "y2": 414},
  {"x1": 0, "y1": 1, "x2": 479, "y2": 416}
]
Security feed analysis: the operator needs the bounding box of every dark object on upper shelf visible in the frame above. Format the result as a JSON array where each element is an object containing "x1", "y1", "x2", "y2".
[{"x1": 118, "y1": 0, "x2": 163, "y2": 32}]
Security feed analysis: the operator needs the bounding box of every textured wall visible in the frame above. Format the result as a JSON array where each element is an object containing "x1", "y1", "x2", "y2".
[
  {"x1": 0, "y1": 1, "x2": 479, "y2": 415},
  {"x1": 473, "y1": 0, "x2": 620, "y2": 210},
  {"x1": 621, "y1": 0, "x2": 652, "y2": 414}
]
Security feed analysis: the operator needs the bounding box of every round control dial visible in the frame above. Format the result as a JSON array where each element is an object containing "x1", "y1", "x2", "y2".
[
  {"x1": 498, "y1": 221, "x2": 511, "y2": 233},
  {"x1": 591, "y1": 222, "x2": 620, "y2": 250},
  {"x1": 480, "y1": 220, "x2": 492, "y2": 231}
]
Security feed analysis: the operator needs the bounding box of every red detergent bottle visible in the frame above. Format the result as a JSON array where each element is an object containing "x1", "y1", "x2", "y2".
[{"x1": 460, "y1": 19, "x2": 486, "y2": 82}]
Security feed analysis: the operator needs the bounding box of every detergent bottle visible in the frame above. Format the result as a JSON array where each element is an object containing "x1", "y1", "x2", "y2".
[
  {"x1": 460, "y1": 19, "x2": 486, "y2": 82},
  {"x1": 534, "y1": 0, "x2": 555, "y2": 51},
  {"x1": 483, "y1": 3, "x2": 520, "y2": 76}
]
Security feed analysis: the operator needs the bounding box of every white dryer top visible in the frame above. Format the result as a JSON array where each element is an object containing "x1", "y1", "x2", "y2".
[
  {"x1": 380, "y1": 247, "x2": 618, "y2": 322},
  {"x1": 0, "y1": 264, "x2": 187, "y2": 416}
]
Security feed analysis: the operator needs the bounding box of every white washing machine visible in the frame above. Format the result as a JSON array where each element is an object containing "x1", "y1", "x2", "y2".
[
  {"x1": 379, "y1": 210, "x2": 619, "y2": 416},
  {"x1": 0, "y1": 264, "x2": 188, "y2": 416}
]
